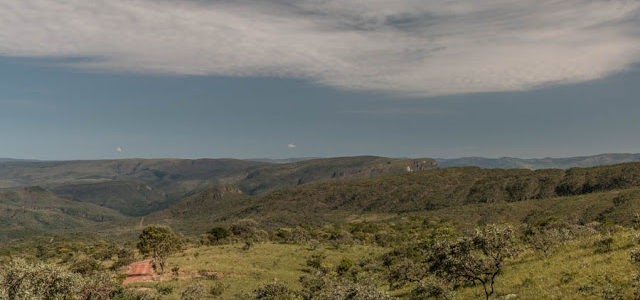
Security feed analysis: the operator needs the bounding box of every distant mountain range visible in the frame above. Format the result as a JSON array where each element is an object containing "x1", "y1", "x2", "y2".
[
  {"x1": 0, "y1": 156, "x2": 436, "y2": 217},
  {"x1": 2, "y1": 152, "x2": 640, "y2": 239},
  {"x1": 436, "y1": 153, "x2": 640, "y2": 169}
]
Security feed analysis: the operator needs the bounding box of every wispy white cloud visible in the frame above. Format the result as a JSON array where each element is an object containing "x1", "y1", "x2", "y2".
[
  {"x1": 1, "y1": 0, "x2": 639, "y2": 97},
  {"x1": 116, "y1": 147, "x2": 123, "y2": 153},
  {"x1": 288, "y1": 143, "x2": 296, "y2": 149}
]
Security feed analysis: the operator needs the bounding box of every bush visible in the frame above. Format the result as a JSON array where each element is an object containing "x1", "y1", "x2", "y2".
[
  {"x1": 250, "y1": 281, "x2": 297, "y2": 299},
  {"x1": 318, "y1": 280, "x2": 392, "y2": 300},
  {"x1": 71, "y1": 257, "x2": 105, "y2": 275},
  {"x1": 231, "y1": 219, "x2": 259, "y2": 240},
  {"x1": 306, "y1": 253, "x2": 327, "y2": 273},
  {"x1": 336, "y1": 258, "x2": 354, "y2": 276},
  {"x1": 181, "y1": 282, "x2": 207, "y2": 300},
  {"x1": 210, "y1": 281, "x2": 227, "y2": 296},
  {"x1": 111, "y1": 247, "x2": 136, "y2": 271},
  {"x1": 156, "y1": 283, "x2": 174, "y2": 295},
  {"x1": 198, "y1": 269, "x2": 219, "y2": 280},
  {"x1": 208, "y1": 227, "x2": 231, "y2": 245},
  {"x1": 594, "y1": 236, "x2": 615, "y2": 253},
  {"x1": 0, "y1": 258, "x2": 84, "y2": 299},
  {"x1": 410, "y1": 276, "x2": 454, "y2": 300}
]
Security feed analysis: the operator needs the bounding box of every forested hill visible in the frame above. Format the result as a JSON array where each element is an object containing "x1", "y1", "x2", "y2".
[
  {"x1": 437, "y1": 153, "x2": 640, "y2": 169},
  {"x1": 146, "y1": 162, "x2": 640, "y2": 233},
  {"x1": 0, "y1": 156, "x2": 436, "y2": 216}
]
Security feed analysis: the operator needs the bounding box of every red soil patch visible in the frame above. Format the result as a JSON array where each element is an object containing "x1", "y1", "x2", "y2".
[{"x1": 123, "y1": 260, "x2": 156, "y2": 285}]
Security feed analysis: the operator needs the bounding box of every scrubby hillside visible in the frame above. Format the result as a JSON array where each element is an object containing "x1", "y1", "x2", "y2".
[
  {"x1": 0, "y1": 187, "x2": 126, "y2": 240},
  {"x1": 236, "y1": 156, "x2": 437, "y2": 195},
  {"x1": 148, "y1": 162, "x2": 640, "y2": 233},
  {"x1": 0, "y1": 156, "x2": 436, "y2": 216},
  {"x1": 437, "y1": 153, "x2": 640, "y2": 169}
]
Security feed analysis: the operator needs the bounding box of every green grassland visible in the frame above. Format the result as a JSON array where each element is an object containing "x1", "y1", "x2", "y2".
[
  {"x1": 118, "y1": 228, "x2": 637, "y2": 299},
  {"x1": 126, "y1": 243, "x2": 386, "y2": 299}
]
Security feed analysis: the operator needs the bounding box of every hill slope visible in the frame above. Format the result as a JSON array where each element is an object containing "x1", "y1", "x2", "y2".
[
  {"x1": 0, "y1": 187, "x2": 126, "y2": 240},
  {"x1": 148, "y1": 162, "x2": 640, "y2": 233},
  {"x1": 437, "y1": 153, "x2": 640, "y2": 169},
  {"x1": 0, "y1": 156, "x2": 436, "y2": 216}
]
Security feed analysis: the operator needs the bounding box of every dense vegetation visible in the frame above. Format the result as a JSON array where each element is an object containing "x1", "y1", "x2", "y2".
[
  {"x1": 0, "y1": 156, "x2": 435, "y2": 217},
  {"x1": 436, "y1": 153, "x2": 640, "y2": 169},
  {"x1": 145, "y1": 162, "x2": 640, "y2": 233}
]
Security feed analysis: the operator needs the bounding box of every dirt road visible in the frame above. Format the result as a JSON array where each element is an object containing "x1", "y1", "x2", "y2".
[{"x1": 123, "y1": 260, "x2": 155, "y2": 285}]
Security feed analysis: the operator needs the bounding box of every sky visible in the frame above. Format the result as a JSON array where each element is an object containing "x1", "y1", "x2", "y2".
[{"x1": 1, "y1": 0, "x2": 639, "y2": 160}]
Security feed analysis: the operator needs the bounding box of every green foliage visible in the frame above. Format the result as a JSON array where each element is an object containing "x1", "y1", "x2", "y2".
[
  {"x1": 70, "y1": 257, "x2": 105, "y2": 275},
  {"x1": 137, "y1": 225, "x2": 183, "y2": 272},
  {"x1": 156, "y1": 283, "x2": 174, "y2": 295},
  {"x1": 316, "y1": 279, "x2": 392, "y2": 300},
  {"x1": 181, "y1": 282, "x2": 207, "y2": 300},
  {"x1": 207, "y1": 226, "x2": 231, "y2": 245},
  {"x1": 336, "y1": 258, "x2": 355, "y2": 276},
  {"x1": 0, "y1": 258, "x2": 84, "y2": 299},
  {"x1": 430, "y1": 224, "x2": 518, "y2": 300},
  {"x1": 595, "y1": 236, "x2": 615, "y2": 253},
  {"x1": 250, "y1": 280, "x2": 298, "y2": 300},
  {"x1": 410, "y1": 276, "x2": 454, "y2": 300},
  {"x1": 306, "y1": 253, "x2": 327, "y2": 273},
  {"x1": 231, "y1": 219, "x2": 260, "y2": 240}
]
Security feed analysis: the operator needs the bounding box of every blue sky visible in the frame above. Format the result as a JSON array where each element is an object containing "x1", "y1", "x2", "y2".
[{"x1": 1, "y1": 1, "x2": 639, "y2": 160}]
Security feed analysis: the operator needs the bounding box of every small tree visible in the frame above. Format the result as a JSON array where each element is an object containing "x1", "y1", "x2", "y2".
[
  {"x1": 207, "y1": 226, "x2": 231, "y2": 245},
  {"x1": 137, "y1": 225, "x2": 182, "y2": 272},
  {"x1": 430, "y1": 224, "x2": 517, "y2": 300},
  {"x1": 525, "y1": 227, "x2": 568, "y2": 255},
  {"x1": 230, "y1": 219, "x2": 259, "y2": 240}
]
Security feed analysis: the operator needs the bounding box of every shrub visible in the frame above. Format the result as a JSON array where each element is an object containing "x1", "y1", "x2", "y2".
[
  {"x1": 250, "y1": 280, "x2": 297, "y2": 299},
  {"x1": 306, "y1": 253, "x2": 327, "y2": 273},
  {"x1": 71, "y1": 257, "x2": 105, "y2": 275},
  {"x1": 0, "y1": 258, "x2": 84, "y2": 299},
  {"x1": 198, "y1": 269, "x2": 219, "y2": 280},
  {"x1": 111, "y1": 247, "x2": 136, "y2": 271},
  {"x1": 594, "y1": 236, "x2": 615, "y2": 253},
  {"x1": 336, "y1": 258, "x2": 354, "y2": 276},
  {"x1": 181, "y1": 282, "x2": 207, "y2": 300},
  {"x1": 231, "y1": 219, "x2": 259, "y2": 240},
  {"x1": 318, "y1": 280, "x2": 392, "y2": 300},
  {"x1": 208, "y1": 227, "x2": 231, "y2": 245},
  {"x1": 410, "y1": 276, "x2": 454, "y2": 300},
  {"x1": 209, "y1": 281, "x2": 227, "y2": 296},
  {"x1": 79, "y1": 273, "x2": 121, "y2": 300},
  {"x1": 430, "y1": 224, "x2": 518, "y2": 300},
  {"x1": 137, "y1": 225, "x2": 183, "y2": 272},
  {"x1": 156, "y1": 283, "x2": 174, "y2": 295}
]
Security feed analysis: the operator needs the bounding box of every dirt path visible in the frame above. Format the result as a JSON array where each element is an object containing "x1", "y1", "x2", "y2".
[{"x1": 123, "y1": 260, "x2": 155, "y2": 285}]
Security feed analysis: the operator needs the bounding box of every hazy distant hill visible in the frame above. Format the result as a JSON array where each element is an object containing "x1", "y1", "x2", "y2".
[
  {"x1": 0, "y1": 158, "x2": 268, "y2": 216},
  {"x1": 246, "y1": 157, "x2": 317, "y2": 164},
  {"x1": 0, "y1": 187, "x2": 125, "y2": 239},
  {"x1": 0, "y1": 156, "x2": 436, "y2": 216},
  {"x1": 236, "y1": 156, "x2": 437, "y2": 194},
  {"x1": 436, "y1": 153, "x2": 640, "y2": 169}
]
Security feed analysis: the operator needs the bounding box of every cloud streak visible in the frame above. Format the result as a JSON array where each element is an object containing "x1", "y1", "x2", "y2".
[{"x1": 1, "y1": 0, "x2": 639, "y2": 97}]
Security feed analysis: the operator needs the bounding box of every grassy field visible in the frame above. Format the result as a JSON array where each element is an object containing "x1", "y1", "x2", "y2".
[
  {"x1": 122, "y1": 229, "x2": 638, "y2": 299},
  {"x1": 451, "y1": 230, "x2": 636, "y2": 299},
  {"x1": 125, "y1": 243, "x2": 387, "y2": 299}
]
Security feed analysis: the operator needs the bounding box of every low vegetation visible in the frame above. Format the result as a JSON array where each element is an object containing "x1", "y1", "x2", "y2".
[{"x1": 4, "y1": 162, "x2": 640, "y2": 298}]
